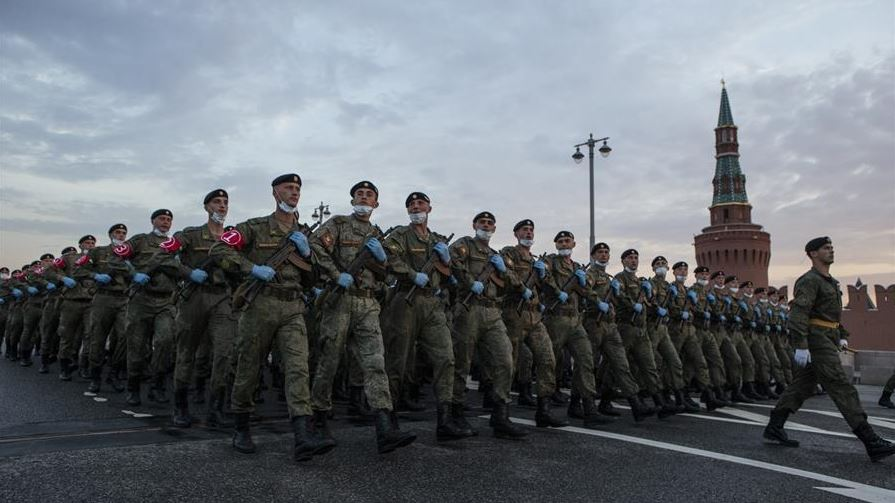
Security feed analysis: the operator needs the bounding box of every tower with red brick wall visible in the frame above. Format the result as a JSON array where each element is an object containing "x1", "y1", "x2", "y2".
[{"x1": 694, "y1": 83, "x2": 771, "y2": 286}]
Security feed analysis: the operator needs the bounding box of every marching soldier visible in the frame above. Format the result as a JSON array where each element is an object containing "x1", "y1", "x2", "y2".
[
  {"x1": 37, "y1": 247, "x2": 77, "y2": 374},
  {"x1": 688, "y1": 265, "x2": 730, "y2": 409},
  {"x1": 646, "y1": 256, "x2": 693, "y2": 412},
  {"x1": 4, "y1": 268, "x2": 27, "y2": 361},
  {"x1": 764, "y1": 236, "x2": 895, "y2": 462},
  {"x1": 55, "y1": 235, "x2": 97, "y2": 381},
  {"x1": 753, "y1": 287, "x2": 782, "y2": 399},
  {"x1": 18, "y1": 256, "x2": 54, "y2": 366},
  {"x1": 768, "y1": 287, "x2": 793, "y2": 390},
  {"x1": 723, "y1": 275, "x2": 760, "y2": 401},
  {"x1": 880, "y1": 371, "x2": 895, "y2": 409},
  {"x1": 708, "y1": 271, "x2": 746, "y2": 403}
]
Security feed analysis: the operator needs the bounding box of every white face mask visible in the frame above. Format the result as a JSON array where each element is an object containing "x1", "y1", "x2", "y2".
[
  {"x1": 743, "y1": 292, "x2": 753, "y2": 299},
  {"x1": 210, "y1": 212, "x2": 226, "y2": 225},
  {"x1": 675, "y1": 275, "x2": 687, "y2": 282},
  {"x1": 770, "y1": 301, "x2": 778, "y2": 307},
  {"x1": 152, "y1": 228, "x2": 168, "y2": 238},
  {"x1": 353, "y1": 205, "x2": 374, "y2": 216},
  {"x1": 278, "y1": 201, "x2": 298, "y2": 214},
  {"x1": 0, "y1": 272, "x2": 9, "y2": 280},
  {"x1": 557, "y1": 248, "x2": 573, "y2": 257},
  {"x1": 713, "y1": 284, "x2": 724, "y2": 289},
  {"x1": 111, "y1": 238, "x2": 125, "y2": 246},
  {"x1": 729, "y1": 287, "x2": 739, "y2": 294},
  {"x1": 759, "y1": 298, "x2": 768, "y2": 304},
  {"x1": 408, "y1": 212, "x2": 427, "y2": 224},
  {"x1": 475, "y1": 228, "x2": 493, "y2": 241},
  {"x1": 593, "y1": 260, "x2": 608, "y2": 268},
  {"x1": 697, "y1": 279, "x2": 709, "y2": 286},
  {"x1": 518, "y1": 239, "x2": 534, "y2": 248},
  {"x1": 654, "y1": 266, "x2": 668, "y2": 276},
  {"x1": 624, "y1": 266, "x2": 637, "y2": 273}
]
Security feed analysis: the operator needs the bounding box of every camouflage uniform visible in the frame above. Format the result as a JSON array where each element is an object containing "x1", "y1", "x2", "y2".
[
  {"x1": 646, "y1": 275, "x2": 685, "y2": 391},
  {"x1": 17, "y1": 269, "x2": 49, "y2": 362},
  {"x1": 709, "y1": 288, "x2": 742, "y2": 391},
  {"x1": 688, "y1": 282, "x2": 727, "y2": 389},
  {"x1": 770, "y1": 302, "x2": 793, "y2": 385},
  {"x1": 666, "y1": 278, "x2": 711, "y2": 390},
  {"x1": 56, "y1": 253, "x2": 95, "y2": 373},
  {"x1": 612, "y1": 270, "x2": 661, "y2": 394}
]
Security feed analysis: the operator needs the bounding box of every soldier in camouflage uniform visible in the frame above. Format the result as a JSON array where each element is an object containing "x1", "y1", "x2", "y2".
[
  {"x1": 4, "y1": 269, "x2": 27, "y2": 361},
  {"x1": 18, "y1": 256, "x2": 54, "y2": 366},
  {"x1": 310, "y1": 180, "x2": 416, "y2": 454},
  {"x1": 764, "y1": 236, "x2": 894, "y2": 462},
  {"x1": 213, "y1": 174, "x2": 336, "y2": 461},
  {"x1": 499, "y1": 220, "x2": 566, "y2": 428},
  {"x1": 380, "y1": 192, "x2": 472, "y2": 441},
  {"x1": 688, "y1": 266, "x2": 730, "y2": 409},
  {"x1": 36, "y1": 247, "x2": 75, "y2": 374},
  {"x1": 707, "y1": 271, "x2": 748, "y2": 403},
  {"x1": 171, "y1": 189, "x2": 237, "y2": 429},
  {"x1": 721, "y1": 275, "x2": 760, "y2": 402},
  {"x1": 55, "y1": 236, "x2": 97, "y2": 381},
  {"x1": 735, "y1": 281, "x2": 770, "y2": 400},
  {"x1": 0, "y1": 268, "x2": 10, "y2": 353},
  {"x1": 768, "y1": 287, "x2": 793, "y2": 390},
  {"x1": 753, "y1": 287, "x2": 784, "y2": 398},
  {"x1": 449, "y1": 211, "x2": 527, "y2": 439},
  {"x1": 880, "y1": 371, "x2": 895, "y2": 409}
]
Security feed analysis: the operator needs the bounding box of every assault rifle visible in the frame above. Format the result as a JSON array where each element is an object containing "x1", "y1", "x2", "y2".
[
  {"x1": 547, "y1": 263, "x2": 590, "y2": 312},
  {"x1": 459, "y1": 252, "x2": 505, "y2": 311},
  {"x1": 515, "y1": 253, "x2": 547, "y2": 314},
  {"x1": 317, "y1": 226, "x2": 397, "y2": 309},
  {"x1": 231, "y1": 227, "x2": 314, "y2": 311},
  {"x1": 403, "y1": 233, "x2": 454, "y2": 306}
]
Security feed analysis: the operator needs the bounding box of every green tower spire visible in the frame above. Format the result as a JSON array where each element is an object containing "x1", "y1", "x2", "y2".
[{"x1": 711, "y1": 81, "x2": 749, "y2": 206}]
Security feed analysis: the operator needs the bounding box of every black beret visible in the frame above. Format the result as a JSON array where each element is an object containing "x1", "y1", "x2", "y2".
[
  {"x1": 739, "y1": 281, "x2": 753, "y2": 289},
  {"x1": 151, "y1": 209, "x2": 173, "y2": 220},
  {"x1": 272, "y1": 174, "x2": 302, "y2": 187},
  {"x1": 405, "y1": 192, "x2": 430, "y2": 207},
  {"x1": 40, "y1": 253, "x2": 55, "y2": 260},
  {"x1": 350, "y1": 180, "x2": 378, "y2": 197},
  {"x1": 554, "y1": 230, "x2": 574, "y2": 242},
  {"x1": 767, "y1": 286, "x2": 777, "y2": 294},
  {"x1": 754, "y1": 287, "x2": 766, "y2": 294},
  {"x1": 710, "y1": 270, "x2": 725, "y2": 280},
  {"x1": 724, "y1": 275, "x2": 738, "y2": 284},
  {"x1": 621, "y1": 248, "x2": 638, "y2": 259},
  {"x1": 78, "y1": 235, "x2": 96, "y2": 244},
  {"x1": 61, "y1": 246, "x2": 77, "y2": 255},
  {"x1": 672, "y1": 261, "x2": 689, "y2": 270},
  {"x1": 591, "y1": 242, "x2": 610, "y2": 254},
  {"x1": 473, "y1": 211, "x2": 495, "y2": 223},
  {"x1": 204, "y1": 188, "x2": 228, "y2": 205},
  {"x1": 651, "y1": 256, "x2": 667, "y2": 267},
  {"x1": 514, "y1": 219, "x2": 534, "y2": 232},
  {"x1": 805, "y1": 236, "x2": 831, "y2": 253},
  {"x1": 108, "y1": 223, "x2": 127, "y2": 234},
  {"x1": 0, "y1": 267, "x2": 8, "y2": 273},
  {"x1": 694, "y1": 266, "x2": 710, "y2": 274}
]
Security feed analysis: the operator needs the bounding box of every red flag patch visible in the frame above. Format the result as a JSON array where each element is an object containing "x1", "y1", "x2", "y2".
[
  {"x1": 75, "y1": 255, "x2": 91, "y2": 267},
  {"x1": 113, "y1": 243, "x2": 134, "y2": 259},
  {"x1": 159, "y1": 237, "x2": 182, "y2": 253},
  {"x1": 220, "y1": 229, "x2": 245, "y2": 250},
  {"x1": 53, "y1": 257, "x2": 66, "y2": 269}
]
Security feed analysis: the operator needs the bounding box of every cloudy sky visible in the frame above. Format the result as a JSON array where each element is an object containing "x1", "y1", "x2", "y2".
[{"x1": 1, "y1": 0, "x2": 893, "y2": 297}]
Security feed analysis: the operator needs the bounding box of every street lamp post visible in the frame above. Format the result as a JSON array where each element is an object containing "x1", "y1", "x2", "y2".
[
  {"x1": 572, "y1": 134, "x2": 612, "y2": 253},
  {"x1": 311, "y1": 201, "x2": 331, "y2": 228}
]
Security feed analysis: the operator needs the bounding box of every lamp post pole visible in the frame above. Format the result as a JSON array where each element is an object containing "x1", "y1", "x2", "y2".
[
  {"x1": 572, "y1": 134, "x2": 612, "y2": 252},
  {"x1": 311, "y1": 201, "x2": 331, "y2": 228}
]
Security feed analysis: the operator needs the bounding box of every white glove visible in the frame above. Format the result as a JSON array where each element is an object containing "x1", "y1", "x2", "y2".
[
  {"x1": 794, "y1": 348, "x2": 811, "y2": 368},
  {"x1": 839, "y1": 339, "x2": 848, "y2": 350}
]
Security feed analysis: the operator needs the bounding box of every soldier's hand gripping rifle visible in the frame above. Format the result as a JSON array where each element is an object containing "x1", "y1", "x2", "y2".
[
  {"x1": 178, "y1": 255, "x2": 217, "y2": 302},
  {"x1": 653, "y1": 283, "x2": 677, "y2": 329},
  {"x1": 547, "y1": 264, "x2": 590, "y2": 312},
  {"x1": 317, "y1": 226, "x2": 397, "y2": 309},
  {"x1": 630, "y1": 278, "x2": 652, "y2": 323},
  {"x1": 459, "y1": 253, "x2": 505, "y2": 311},
  {"x1": 593, "y1": 284, "x2": 616, "y2": 324},
  {"x1": 231, "y1": 229, "x2": 314, "y2": 311},
  {"x1": 403, "y1": 233, "x2": 454, "y2": 306},
  {"x1": 515, "y1": 253, "x2": 547, "y2": 314}
]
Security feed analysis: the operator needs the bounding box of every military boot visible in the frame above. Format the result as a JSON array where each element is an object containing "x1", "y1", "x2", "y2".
[
  {"x1": 598, "y1": 397, "x2": 622, "y2": 416},
  {"x1": 550, "y1": 389, "x2": 569, "y2": 406},
  {"x1": 762, "y1": 409, "x2": 799, "y2": 447},
  {"x1": 193, "y1": 376, "x2": 207, "y2": 405},
  {"x1": 292, "y1": 415, "x2": 335, "y2": 461},
  {"x1": 347, "y1": 386, "x2": 370, "y2": 417},
  {"x1": 58, "y1": 358, "x2": 73, "y2": 381},
  {"x1": 436, "y1": 402, "x2": 472, "y2": 441},
  {"x1": 774, "y1": 382, "x2": 786, "y2": 395},
  {"x1": 675, "y1": 389, "x2": 701, "y2": 413},
  {"x1": 652, "y1": 393, "x2": 677, "y2": 419},
  {"x1": 535, "y1": 397, "x2": 569, "y2": 428},
  {"x1": 853, "y1": 421, "x2": 895, "y2": 462},
  {"x1": 78, "y1": 355, "x2": 91, "y2": 379},
  {"x1": 879, "y1": 390, "x2": 895, "y2": 409},
  {"x1": 451, "y1": 403, "x2": 478, "y2": 437},
  {"x1": 665, "y1": 389, "x2": 686, "y2": 413},
  {"x1": 38, "y1": 354, "x2": 50, "y2": 374},
  {"x1": 313, "y1": 410, "x2": 337, "y2": 445},
  {"x1": 126, "y1": 377, "x2": 142, "y2": 406},
  {"x1": 730, "y1": 385, "x2": 754, "y2": 404},
  {"x1": 701, "y1": 388, "x2": 724, "y2": 412},
  {"x1": 743, "y1": 382, "x2": 765, "y2": 401},
  {"x1": 207, "y1": 389, "x2": 234, "y2": 428},
  {"x1": 567, "y1": 393, "x2": 584, "y2": 419},
  {"x1": 87, "y1": 366, "x2": 102, "y2": 393},
  {"x1": 759, "y1": 382, "x2": 779, "y2": 400},
  {"x1": 19, "y1": 349, "x2": 33, "y2": 367},
  {"x1": 147, "y1": 374, "x2": 169, "y2": 403},
  {"x1": 713, "y1": 387, "x2": 731, "y2": 407},
  {"x1": 490, "y1": 402, "x2": 527, "y2": 440},
  {"x1": 374, "y1": 409, "x2": 416, "y2": 454},
  {"x1": 516, "y1": 381, "x2": 536, "y2": 407},
  {"x1": 480, "y1": 382, "x2": 496, "y2": 410},
  {"x1": 398, "y1": 388, "x2": 426, "y2": 412},
  {"x1": 109, "y1": 366, "x2": 125, "y2": 393},
  {"x1": 627, "y1": 394, "x2": 656, "y2": 422},
  {"x1": 172, "y1": 388, "x2": 192, "y2": 428},
  {"x1": 582, "y1": 396, "x2": 615, "y2": 427},
  {"x1": 232, "y1": 412, "x2": 255, "y2": 454}
]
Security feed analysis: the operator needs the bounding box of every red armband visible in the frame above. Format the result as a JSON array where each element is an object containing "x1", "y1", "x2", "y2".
[
  {"x1": 220, "y1": 229, "x2": 245, "y2": 250},
  {"x1": 75, "y1": 254, "x2": 91, "y2": 267},
  {"x1": 159, "y1": 237, "x2": 182, "y2": 253},
  {"x1": 113, "y1": 243, "x2": 134, "y2": 259}
]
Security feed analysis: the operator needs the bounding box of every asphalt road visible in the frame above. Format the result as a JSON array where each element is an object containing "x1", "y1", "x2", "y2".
[{"x1": 1, "y1": 358, "x2": 893, "y2": 503}]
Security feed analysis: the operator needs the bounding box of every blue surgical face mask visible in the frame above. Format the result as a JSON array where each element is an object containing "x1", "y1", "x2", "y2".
[
  {"x1": 675, "y1": 275, "x2": 687, "y2": 282},
  {"x1": 654, "y1": 267, "x2": 668, "y2": 276},
  {"x1": 518, "y1": 239, "x2": 534, "y2": 248},
  {"x1": 409, "y1": 212, "x2": 427, "y2": 224},
  {"x1": 624, "y1": 266, "x2": 637, "y2": 273},
  {"x1": 697, "y1": 279, "x2": 709, "y2": 286},
  {"x1": 594, "y1": 260, "x2": 609, "y2": 268},
  {"x1": 557, "y1": 249, "x2": 573, "y2": 257},
  {"x1": 475, "y1": 229, "x2": 493, "y2": 241},
  {"x1": 353, "y1": 205, "x2": 374, "y2": 216}
]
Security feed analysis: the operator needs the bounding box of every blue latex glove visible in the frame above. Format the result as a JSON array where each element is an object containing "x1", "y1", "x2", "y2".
[
  {"x1": 667, "y1": 284, "x2": 678, "y2": 297},
  {"x1": 597, "y1": 301, "x2": 610, "y2": 313},
  {"x1": 414, "y1": 272, "x2": 429, "y2": 287},
  {"x1": 471, "y1": 281, "x2": 484, "y2": 295},
  {"x1": 764, "y1": 325, "x2": 771, "y2": 333},
  {"x1": 687, "y1": 290, "x2": 698, "y2": 304},
  {"x1": 45, "y1": 282, "x2": 56, "y2": 291},
  {"x1": 681, "y1": 310, "x2": 690, "y2": 321},
  {"x1": 189, "y1": 269, "x2": 208, "y2": 284},
  {"x1": 93, "y1": 273, "x2": 111, "y2": 285},
  {"x1": 337, "y1": 272, "x2": 354, "y2": 288},
  {"x1": 750, "y1": 321, "x2": 757, "y2": 329},
  {"x1": 657, "y1": 307, "x2": 668, "y2": 317},
  {"x1": 724, "y1": 296, "x2": 732, "y2": 306},
  {"x1": 433, "y1": 242, "x2": 451, "y2": 264},
  {"x1": 0, "y1": 298, "x2": 4, "y2": 305},
  {"x1": 489, "y1": 255, "x2": 506, "y2": 273},
  {"x1": 522, "y1": 288, "x2": 533, "y2": 301},
  {"x1": 132, "y1": 273, "x2": 150, "y2": 285},
  {"x1": 250, "y1": 265, "x2": 275, "y2": 282},
  {"x1": 720, "y1": 314, "x2": 727, "y2": 322},
  {"x1": 27, "y1": 286, "x2": 38, "y2": 295},
  {"x1": 288, "y1": 231, "x2": 311, "y2": 257},
  {"x1": 575, "y1": 269, "x2": 587, "y2": 287},
  {"x1": 780, "y1": 312, "x2": 787, "y2": 321},
  {"x1": 640, "y1": 280, "x2": 652, "y2": 296},
  {"x1": 12, "y1": 288, "x2": 23, "y2": 299},
  {"x1": 312, "y1": 287, "x2": 324, "y2": 298},
  {"x1": 633, "y1": 303, "x2": 643, "y2": 314},
  {"x1": 735, "y1": 316, "x2": 742, "y2": 324},
  {"x1": 793, "y1": 349, "x2": 811, "y2": 368},
  {"x1": 365, "y1": 238, "x2": 387, "y2": 263},
  {"x1": 766, "y1": 308, "x2": 773, "y2": 316},
  {"x1": 558, "y1": 291, "x2": 569, "y2": 304},
  {"x1": 738, "y1": 300, "x2": 748, "y2": 311},
  {"x1": 538, "y1": 304, "x2": 546, "y2": 313},
  {"x1": 533, "y1": 260, "x2": 547, "y2": 279},
  {"x1": 610, "y1": 279, "x2": 621, "y2": 296},
  {"x1": 703, "y1": 310, "x2": 711, "y2": 320},
  {"x1": 448, "y1": 275, "x2": 458, "y2": 286},
  {"x1": 62, "y1": 276, "x2": 77, "y2": 288},
  {"x1": 707, "y1": 293, "x2": 716, "y2": 304},
  {"x1": 753, "y1": 306, "x2": 761, "y2": 317}
]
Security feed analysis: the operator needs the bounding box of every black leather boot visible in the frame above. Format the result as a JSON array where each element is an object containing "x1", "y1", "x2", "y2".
[
  {"x1": 759, "y1": 382, "x2": 779, "y2": 400},
  {"x1": 701, "y1": 388, "x2": 724, "y2": 412},
  {"x1": 374, "y1": 409, "x2": 416, "y2": 454},
  {"x1": 763, "y1": 409, "x2": 799, "y2": 447},
  {"x1": 126, "y1": 377, "x2": 142, "y2": 406},
  {"x1": 347, "y1": 386, "x2": 370, "y2": 417},
  {"x1": 853, "y1": 421, "x2": 895, "y2": 462},
  {"x1": 58, "y1": 358, "x2": 72, "y2": 381},
  {"x1": 451, "y1": 402, "x2": 478, "y2": 437},
  {"x1": 87, "y1": 366, "x2": 102, "y2": 393},
  {"x1": 743, "y1": 382, "x2": 765, "y2": 401},
  {"x1": 774, "y1": 382, "x2": 786, "y2": 395},
  {"x1": 207, "y1": 389, "x2": 234, "y2": 428},
  {"x1": 879, "y1": 390, "x2": 895, "y2": 409},
  {"x1": 313, "y1": 409, "x2": 337, "y2": 445},
  {"x1": 490, "y1": 402, "x2": 527, "y2": 440},
  {"x1": 232, "y1": 412, "x2": 255, "y2": 454},
  {"x1": 517, "y1": 381, "x2": 537, "y2": 407},
  {"x1": 437, "y1": 402, "x2": 472, "y2": 441},
  {"x1": 19, "y1": 349, "x2": 33, "y2": 367},
  {"x1": 480, "y1": 382, "x2": 496, "y2": 410},
  {"x1": 674, "y1": 389, "x2": 700, "y2": 413},
  {"x1": 172, "y1": 388, "x2": 192, "y2": 428},
  {"x1": 567, "y1": 393, "x2": 584, "y2": 419},
  {"x1": 78, "y1": 355, "x2": 91, "y2": 379},
  {"x1": 148, "y1": 374, "x2": 169, "y2": 403},
  {"x1": 109, "y1": 366, "x2": 125, "y2": 392},
  {"x1": 582, "y1": 396, "x2": 615, "y2": 426},
  {"x1": 535, "y1": 397, "x2": 569, "y2": 428},
  {"x1": 550, "y1": 389, "x2": 569, "y2": 406},
  {"x1": 193, "y1": 376, "x2": 207, "y2": 405},
  {"x1": 398, "y1": 388, "x2": 426, "y2": 412},
  {"x1": 38, "y1": 354, "x2": 50, "y2": 374},
  {"x1": 292, "y1": 415, "x2": 335, "y2": 461},
  {"x1": 598, "y1": 397, "x2": 622, "y2": 416},
  {"x1": 627, "y1": 394, "x2": 656, "y2": 422},
  {"x1": 730, "y1": 385, "x2": 754, "y2": 404},
  {"x1": 653, "y1": 393, "x2": 677, "y2": 419},
  {"x1": 713, "y1": 387, "x2": 731, "y2": 407}
]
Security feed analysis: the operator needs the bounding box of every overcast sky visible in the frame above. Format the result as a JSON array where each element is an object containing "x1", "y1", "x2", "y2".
[{"x1": 1, "y1": 0, "x2": 893, "y2": 296}]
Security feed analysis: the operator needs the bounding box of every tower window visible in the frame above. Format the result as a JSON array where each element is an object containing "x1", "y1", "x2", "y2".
[{"x1": 723, "y1": 209, "x2": 729, "y2": 222}]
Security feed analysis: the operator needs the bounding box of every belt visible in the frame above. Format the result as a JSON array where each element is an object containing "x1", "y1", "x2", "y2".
[
  {"x1": 348, "y1": 288, "x2": 375, "y2": 298},
  {"x1": 96, "y1": 290, "x2": 128, "y2": 298},
  {"x1": 261, "y1": 288, "x2": 303, "y2": 302},
  {"x1": 398, "y1": 287, "x2": 436, "y2": 298},
  {"x1": 505, "y1": 301, "x2": 539, "y2": 312},
  {"x1": 809, "y1": 318, "x2": 839, "y2": 329}
]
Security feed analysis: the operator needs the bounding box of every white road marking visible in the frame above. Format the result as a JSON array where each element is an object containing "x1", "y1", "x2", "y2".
[
  {"x1": 92, "y1": 397, "x2": 108, "y2": 403},
  {"x1": 738, "y1": 403, "x2": 895, "y2": 430},
  {"x1": 121, "y1": 410, "x2": 154, "y2": 418},
  {"x1": 508, "y1": 416, "x2": 895, "y2": 503}
]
